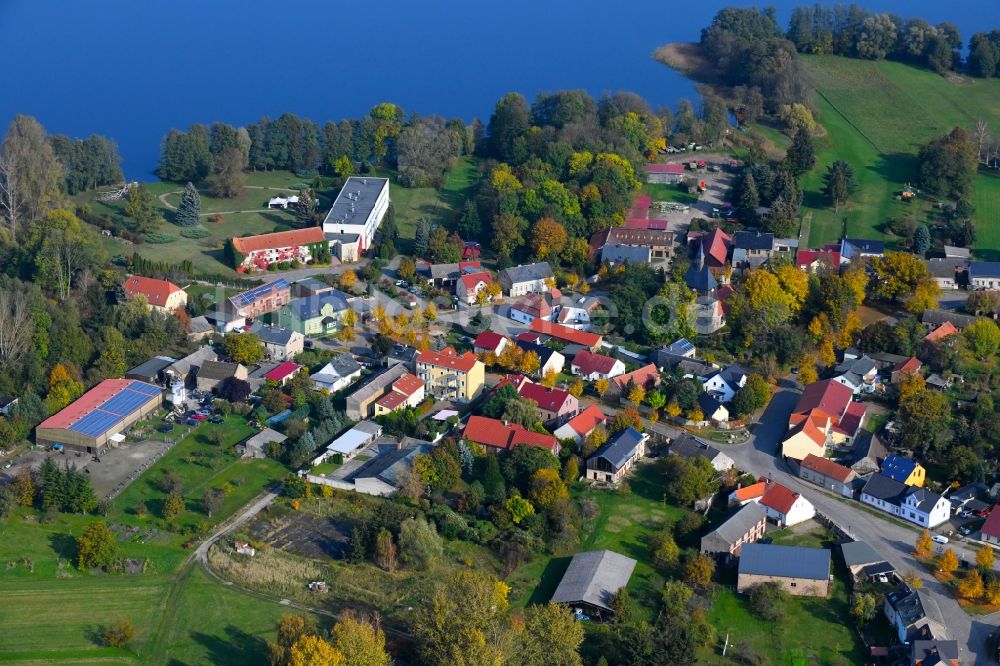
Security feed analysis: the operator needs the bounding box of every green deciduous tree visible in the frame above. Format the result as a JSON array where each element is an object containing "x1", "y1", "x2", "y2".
[
  {"x1": 398, "y1": 517, "x2": 444, "y2": 570},
  {"x1": 76, "y1": 520, "x2": 117, "y2": 570},
  {"x1": 516, "y1": 603, "x2": 584, "y2": 666},
  {"x1": 223, "y1": 332, "x2": 264, "y2": 364},
  {"x1": 964, "y1": 318, "x2": 1000, "y2": 358}
]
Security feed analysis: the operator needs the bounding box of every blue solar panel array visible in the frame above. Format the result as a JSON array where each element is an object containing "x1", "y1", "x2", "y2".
[
  {"x1": 231, "y1": 279, "x2": 289, "y2": 308},
  {"x1": 66, "y1": 381, "x2": 162, "y2": 438}
]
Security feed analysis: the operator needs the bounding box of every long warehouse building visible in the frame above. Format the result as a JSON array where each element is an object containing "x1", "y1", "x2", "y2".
[{"x1": 35, "y1": 379, "x2": 163, "y2": 454}]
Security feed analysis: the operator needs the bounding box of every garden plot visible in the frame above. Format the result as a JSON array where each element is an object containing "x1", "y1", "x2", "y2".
[{"x1": 253, "y1": 513, "x2": 351, "y2": 560}]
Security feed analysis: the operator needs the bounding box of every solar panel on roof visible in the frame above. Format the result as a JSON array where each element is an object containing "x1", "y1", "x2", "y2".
[
  {"x1": 129, "y1": 382, "x2": 162, "y2": 397},
  {"x1": 69, "y1": 411, "x2": 122, "y2": 437},
  {"x1": 231, "y1": 280, "x2": 288, "y2": 307},
  {"x1": 102, "y1": 391, "x2": 150, "y2": 416}
]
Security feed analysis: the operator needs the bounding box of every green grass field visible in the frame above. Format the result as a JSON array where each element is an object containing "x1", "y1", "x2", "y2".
[{"x1": 796, "y1": 55, "x2": 1000, "y2": 250}]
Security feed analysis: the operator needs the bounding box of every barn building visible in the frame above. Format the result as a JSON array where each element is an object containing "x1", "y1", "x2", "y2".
[{"x1": 35, "y1": 379, "x2": 163, "y2": 454}]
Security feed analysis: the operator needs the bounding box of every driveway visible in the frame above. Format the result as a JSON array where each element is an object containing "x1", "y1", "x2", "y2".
[{"x1": 721, "y1": 389, "x2": 1000, "y2": 664}]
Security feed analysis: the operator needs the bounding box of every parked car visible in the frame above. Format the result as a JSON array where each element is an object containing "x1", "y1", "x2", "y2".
[
  {"x1": 208, "y1": 416, "x2": 224, "y2": 424},
  {"x1": 184, "y1": 418, "x2": 198, "y2": 426},
  {"x1": 156, "y1": 424, "x2": 173, "y2": 433},
  {"x1": 931, "y1": 534, "x2": 949, "y2": 544},
  {"x1": 191, "y1": 414, "x2": 207, "y2": 421}
]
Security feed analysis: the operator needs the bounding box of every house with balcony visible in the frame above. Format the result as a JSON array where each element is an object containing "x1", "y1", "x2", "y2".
[{"x1": 416, "y1": 346, "x2": 484, "y2": 403}]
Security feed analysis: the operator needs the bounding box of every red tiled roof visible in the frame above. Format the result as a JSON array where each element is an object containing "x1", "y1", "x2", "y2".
[
  {"x1": 123, "y1": 275, "x2": 183, "y2": 306},
  {"x1": 529, "y1": 319, "x2": 601, "y2": 348},
  {"x1": 980, "y1": 506, "x2": 1000, "y2": 539},
  {"x1": 375, "y1": 390, "x2": 406, "y2": 410},
  {"x1": 624, "y1": 218, "x2": 669, "y2": 230},
  {"x1": 518, "y1": 383, "x2": 574, "y2": 412},
  {"x1": 796, "y1": 248, "x2": 841, "y2": 268},
  {"x1": 513, "y1": 293, "x2": 552, "y2": 318},
  {"x1": 925, "y1": 321, "x2": 958, "y2": 343},
  {"x1": 231, "y1": 227, "x2": 325, "y2": 255},
  {"x1": 835, "y1": 400, "x2": 866, "y2": 437},
  {"x1": 473, "y1": 331, "x2": 507, "y2": 353},
  {"x1": 612, "y1": 364, "x2": 661, "y2": 392},
  {"x1": 458, "y1": 260, "x2": 482, "y2": 272},
  {"x1": 894, "y1": 357, "x2": 922, "y2": 374},
  {"x1": 460, "y1": 271, "x2": 492, "y2": 290},
  {"x1": 572, "y1": 349, "x2": 620, "y2": 376},
  {"x1": 702, "y1": 228, "x2": 732, "y2": 266},
  {"x1": 515, "y1": 332, "x2": 542, "y2": 344},
  {"x1": 463, "y1": 415, "x2": 559, "y2": 452},
  {"x1": 391, "y1": 373, "x2": 424, "y2": 397},
  {"x1": 492, "y1": 374, "x2": 532, "y2": 395},
  {"x1": 630, "y1": 194, "x2": 652, "y2": 218},
  {"x1": 264, "y1": 361, "x2": 301, "y2": 381},
  {"x1": 801, "y1": 453, "x2": 855, "y2": 482},
  {"x1": 760, "y1": 482, "x2": 801, "y2": 515},
  {"x1": 417, "y1": 346, "x2": 479, "y2": 373},
  {"x1": 561, "y1": 405, "x2": 608, "y2": 437},
  {"x1": 38, "y1": 379, "x2": 156, "y2": 430},
  {"x1": 732, "y1": 481, "x2": 768, "y2": 503},
  {"x1": 794, "y1": 380, "x2": 853, "y2": 421}
]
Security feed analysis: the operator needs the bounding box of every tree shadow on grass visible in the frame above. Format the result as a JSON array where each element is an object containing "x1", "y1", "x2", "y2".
[
  {"x1": 191, "y1": 625, "x2": 270, "y2": 666},
  {"x1": 867, "y1": 152, "x2": 917, "y2": 185},
  {"x1": 48, "y1": 532, "x2": 76, "y2": 561},
  {"x1": 527, "y1": 556, "x2": 572, "y2": 606}
]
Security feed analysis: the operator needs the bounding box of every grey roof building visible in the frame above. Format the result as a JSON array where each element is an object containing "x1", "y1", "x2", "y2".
[
  {"x1": 499, "y1": 262, "x2": 553, "y2": 295},
  {"x1": 126, "y1": 355, "x2": 177, "y2": 384},
  {"x1": 166, "y1": 346, "x2": 218, "y2": 382},
  {"x1": 285, "y1": 291, "x2": 350, "y2": 320},
  {"x1": 738, "y1": 543, "x2": 830, "y2": 581},
  {"x1": 550, "y1": 549, "x2": 637, "y2": 618},
  {"x1": 601, "y1": 244, "x2": 651, "y2": 265},
  {"x1": 669, "y1": 433, "x2": 734, "y2": 471},
  {"x1": 885, "y1": 586, "x2": 948, "y2": 642},
  {"x1": 345, "y1": 364, "x2": 409, "y2": 420},
  {"x1": 684, "y1": 262, "x2": 717, "y2": 293},
  {"x1": 348, "y1": 443, "x2": 434, "y2": 496},
  {"x1": 921, "y1": 308, "x2": 976, "y2": 330},
  {"x1": 944, "y1": 245, "x2": 970, "y2": 259},
  {"x1": 701, "y1": 502, "x2": 767, "y2": 558},
  {"x1": 587, "y1": 428, "x2": 648, "y2": 474},
  {"x1": 849, "y1": 431, "x2": 888, "y2": 475},
  {"x1": 733, "y1": 230, "x2": 774, "y2": 250},
  {"x1": 237, "y1": 428, "x2": 286, "y2": 459},
  {"x1": 249, "y1": 323, "x2": 298, "y2": 346},
  {"x1": 187, "y1": 315, "x2": 213, "y2": 339},
  {"x1": 293, "y1": 278, "x2": 333, "y2": 298}
]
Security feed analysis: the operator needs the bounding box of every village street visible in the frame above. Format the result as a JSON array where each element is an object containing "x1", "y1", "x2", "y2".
[{"x1": 720, "y1": 391, "x2": 1000, "y2": 665}]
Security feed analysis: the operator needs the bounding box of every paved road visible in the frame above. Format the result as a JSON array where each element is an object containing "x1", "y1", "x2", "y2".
[{"x1": 723, "y1": 390, "x2": 1000, "y2": 665}]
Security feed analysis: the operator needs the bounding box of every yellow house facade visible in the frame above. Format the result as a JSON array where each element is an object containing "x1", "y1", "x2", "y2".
[{"x1": 415, "y1": 346, "x2": 485, "y2": 403}]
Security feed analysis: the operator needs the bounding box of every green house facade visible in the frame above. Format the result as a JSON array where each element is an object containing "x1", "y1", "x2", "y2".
[{"x1": 279, "y1": 290, "x2": 351, "y2": 337}]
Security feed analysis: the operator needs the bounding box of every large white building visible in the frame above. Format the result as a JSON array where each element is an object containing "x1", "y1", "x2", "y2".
[{"x1": 321, "y1": 177, "x2": 390, "y2": 253}]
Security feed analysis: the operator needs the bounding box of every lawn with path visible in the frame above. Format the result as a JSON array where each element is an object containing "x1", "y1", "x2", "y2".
[{"x1": 798, "y1": 55, "x2": 1000, "y2": 252}]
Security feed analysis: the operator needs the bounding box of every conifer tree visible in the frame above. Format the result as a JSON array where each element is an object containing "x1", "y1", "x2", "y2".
[
  {"x1": 175, "y1": 182, "x2": 201, "y2": 227},
  {"x1": 414, "y1": 219, "x2": 431, "y2": 258}
]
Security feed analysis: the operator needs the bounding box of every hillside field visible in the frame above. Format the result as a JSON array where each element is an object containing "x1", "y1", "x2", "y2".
[{"x1": 795, "y1": 56, "x2": 1000, "y2": 252}]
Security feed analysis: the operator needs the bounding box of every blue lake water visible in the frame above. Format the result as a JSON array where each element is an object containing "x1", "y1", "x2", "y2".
[{"x1": 1, "y1": 0, "x2": 995, "y2": 177}]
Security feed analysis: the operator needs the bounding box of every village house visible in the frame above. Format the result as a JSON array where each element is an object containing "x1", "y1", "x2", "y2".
[
  {"x1": 884, "y1": 587, "x2": 949, "y2": 644},
  {"x1": 912, "y1": 641, "x2": 960, "y2": 666},
  {"x1": 416, "y1": 346, "x2": 485, "y2": 403},
  {"x1": 310, "y1": 353, "x2": 363, "y2": 393},
  {"x1": 729, "y1": 480, "x2": 768, "y2": 506},
  {"x1": 925, "y1": 258, "x2": 967, "y2": 290},
  {"x1": 555, "y1": 297, "x2": 601, "y2": 331},
  {"x1": 570, "y1": 349, "x2": 626, "y2": 381},
  {"x1": 373, "y1": 373, "x2": 425, "y2": 416},
  {"x1": 607, "y1": 364, "x2": 661, "y2": 399},
  {"x1": 227, "y1": 279, "x2": 292, "y2": 319},
  {"x1": 737, "y1": 544, "x2": 831, "y2": 597},
  {"x1": 599, "y1": 227, "x2": 674, "y2": 265},
  {"x1": 463, "y1": 415, "x2": 561, "y2": 455},
  {"x1": 230, "y1": 227, "x2": 328, "y2": 272},
  {"x1": 473, "y1": 330, "x2": 510, "y2": 358},
  {"x1": 323, "y1": 421, "x2": 382, "y2": 460},
  {"x1": 702, "y1": 364, "x2": 748, "y2": 403},
  {"x1": 840, "y1": 238, "x2": 885, "y2": 264},
  {"x1": 123, "y1": 275, "x2": 188, "y2": 314},
  {"x1": 969, "y1": 261, "x2": 1000, "y2": 289},
  {"x1": 186, "y1": 316, "x2": 214, "y2": 342},
  {"x1": 514, "y1": 340, "x2": 565, "y2": 377},
  {"x1": 236, "y1": 428, "x2": 286, "y2": 459},
  {"x1": 759, "y1": 482, "x2": 816, "y2": 527},
  {"x1": 881, "y1": 453, "x2": 926, "y2": 487},
  {"x1": 126, "y1": 356, "x2": 177, "y2": 385},
  {"x1": 693, "y1": 227, "x2": 732, "y2": 268},
  {"x1": 196, "y1": 360, "x2": 248, "y2": 392},
  {"x1": 280, "y1": 290, "x2": 351, "y2": 337},
  {"x1": 498, "y1": 262, "x2": 553, "y2": 296},
  {"x1": 731, "y1": 230, "x2": 774, "y2": 268},
  {"x1": 848, "y1": 431, "x2": 889, "y2": 476},
  {"x1": 345, "y1": 364, "x2": 409, "y2": 419},
  {"x1": 860, "y1": 475, "x2": 950, "y2": 527},
  {"x1": 529, "y1": 319, "x2": 602, "y2": 351},
  {"x1": 509, "y1": 293, "x2": 553, "y2": 324},
  {"x1": 456, "y1": 270, "x2": 494, "y2": 305},
  {"x1": 922, "y1": 308, "x2": 976, "y2": 332},
  {"x1": 262, "y1": 361, "x2": 301, "y2": 387},
  {"x1": 832, "y1": 354, "x2": 879, "y2": 395},
  {"x1": 550, "y1": 549, "x2": 636, "y2": 621},
  {"x1": 799, "y1": 454, "x2": 857, "y2": 498},
  {"x1": 248, "y1": 323, "x2": 304, "y2": 361},
  {"x1": 669, "y1": 433, "x2": 735, "y2": 472},
  {"x1": 697, "y1": 393, "x2": 730, "y2": 425},
  {"x1": 518, "y1": 382, "x2": 579, "y2": 427},
  {"x1": 840, "y1": 540, "x2": 895, "y2": 586},
  {"x1": 346, "y1": 441, "x2": 434, "y2": 496},
  {"x1": 924, "y1": 321, "x2": 959, "y2": 346},
  {"x1": 701, "y1": 502, "x2": 767, "y2": 562},
  {"x1": 979, "y1": 507, "x2": 1000, "y2": 545},
  {"x1": 645, "y1": 162, "x2": 686, "y2": 184},
  {"x1": 321, "y1": 176, "x2": 389, "y2": 252},
  {"x1": 292, "y1": 278, "x2": 334, "y2": 299},
  {"x1": 586, "y1": 427, "x2": 648, "y2": 484},
  {"x1": 782, "y1": 379, "x2": 866, "y2": 461},
  {"x1": 795, "y1": 245, "x2": 841, "y2": 273},
  {"x1": 553, "y1": 404, "x2": 608, "y2": 444},
  {"x1": 165, "y1": 346, "x2": 218, "y2": 387},
  {"x1": 891, "y1": 357, "x2": 923, "y2": 384}
]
